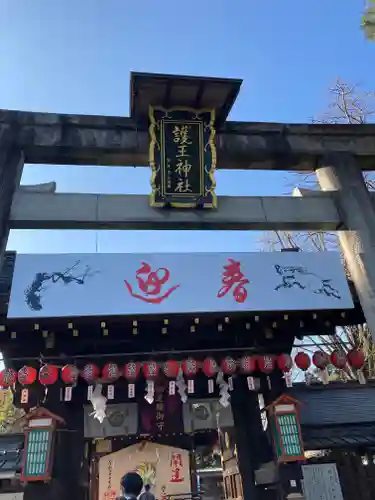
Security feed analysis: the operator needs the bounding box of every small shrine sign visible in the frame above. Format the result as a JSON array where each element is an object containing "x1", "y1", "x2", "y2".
[
  {"x1": 149, "y1": 106, "x2": 217, "y2": 208},
  {"x1": 266, "y1": 394, "x2": 305, "y2": 463}
]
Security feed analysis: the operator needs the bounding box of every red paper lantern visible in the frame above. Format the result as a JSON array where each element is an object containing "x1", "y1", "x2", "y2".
[
  {"x1": 61, "y1": 365, "x2": 79, "y2": 384},
  {"x1": 294, "y1": 352, "x2": 311, "y2": 371},
  {"x1": 277, "y1": 353, "x2": 293, "y2": 372},
  {"x1": 143, "y1": 361, "x2": 159, "y2": 380},
  {"x1": 221, "y1": 357, "x2": 237, "y2": 375},
  {"x1": 239, "y1": 355, "x2": 257, "y2": 374},
  {"x1": 0, "y1": 368, "x2": 17, "y2": 387},
  {"x1": 182, "y1": 358, "x2": 199, "y2": 377},
  {"x1": 347, "y1": 348, "x2": 365, "y2": 369},
  {"x1": 123, "y1": 361, "x2": 141, "y2": 381},
  {"x1": 163, "y1": 360, "x2": 180, "y2": 378},
  {"x1": 39, "y1": 365, "x2": 59, "y2": 385},
  {"x1": 312, "y1": 350, "x2": 330, "y2": 369},
  {"x1": 330, "y1": 350, "x2": 347, "y2": 369},
  {"x1": 18, "y1": 366, "x2": 37, "y2": 386},
  {"x1": 81, "y1": 363, "x2": 100, "y2": 383},
  {"x1": 102, "y1": 362, "x2": 120, "y2": 381},
  {"x1": 202, "y1": 358, "x2": 218, "y2": 377},
  {"x1": 258, "y1": 355, "x2": 275, "y2": 374}
]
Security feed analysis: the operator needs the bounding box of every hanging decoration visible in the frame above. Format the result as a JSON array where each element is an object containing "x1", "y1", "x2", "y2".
[
  {"x1": 123, "y1": 361, "x2": 141, "y2": 381},
  {"x1": 277, "y1": 354, "x2": 293, "y2": 372},
  {"x1": 239, "y1": 355, "x2": 257, "y2": 374},
  {"x1": 163, "y1": 360, "x2": 180, "y2": 378},
  {"x1": 182, "y1": 358, "x2": 198, "y2": 394},
  {"x1": 123, "y1": 361, "x2": 140, "y2": 399},
  {"x1": 39, "y1": 365, "x2": 58, "y2": 385},
  {"x1": 102, "y1": 362, "x2": 120, "y2": 382},
  {"x1": 18, "y1": 366, "x2": 37, "y2": 386},
  {"x1": 294, "y1": 352, "x2": 311, "y2": 371},
  {"x1": 330, "y1": 350, "x2": 347, "y2": 370},
  {"x1": 175, "y1": 368, "x2": 188, "y2": 403},
  {"x1": 216, "y1": 371, "x2": 230, "y2": 407},
  {"x1": 163, "y1": 360, "x2": 180, "y2": 395},
  {"x1": 258, "y1": 355, "x2": 275, "y2": 374},
  {"x1": 221, "y1": 357, "x2": 237, "y2": 375},
  {"x1": 143, "y1": 361, "x2": 159, "y2": 404},
  {"x1": 312, "y1": 350, "x2": 330, "y2": 385},
  {"x1": 0, "y1": 368, "x2": 17, "y2": 387},
  {"x1": 81, "y1": 363, "x2": 100, "y2": 383},
  {"x1": 61, "y1": 365, "x2": 79, "y2": 385},
  {"x1": 202, "y1": 358, "x2": 218, "y2": 394},
  {"x1": 143, "y1": 361, "x2": 160, "y2": 380},
  {"x1": 347, "y1": 348, "x2": 366, "y2": 384},
  {"x1": 89, "y1": 383, "x2": 107, "y2": 423}
]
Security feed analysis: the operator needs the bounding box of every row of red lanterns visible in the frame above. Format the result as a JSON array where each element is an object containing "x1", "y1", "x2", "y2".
[{"x1": 0, "y1": 349, "x2": 365, "y2": 387}]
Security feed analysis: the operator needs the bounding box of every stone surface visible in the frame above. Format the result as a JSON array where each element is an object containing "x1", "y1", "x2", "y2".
[
  {"x1": 2, "y1": 109, "x2": 375, "y2": 169},
  {"x1": 316, "y1": 153, "x2": 375, "y2": 341},
  {"x1": 10, "y1": 192, "x2": 342, "y2": 231}
]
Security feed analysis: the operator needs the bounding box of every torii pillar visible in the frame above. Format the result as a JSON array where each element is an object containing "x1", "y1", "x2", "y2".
[
  {"x1": 0, "y1": 126, "x2": 24, "y2": 266},
  {"x1": 316, "y1": 152, "x2": 375, "y2": 341}
]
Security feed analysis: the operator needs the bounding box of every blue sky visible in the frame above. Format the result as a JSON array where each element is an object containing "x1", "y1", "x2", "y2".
[{"x1": 1, "y1": 0, "x2": 374, "y2": 254}]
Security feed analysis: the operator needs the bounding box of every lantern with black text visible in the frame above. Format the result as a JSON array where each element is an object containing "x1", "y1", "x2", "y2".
[
  {"x1": 277, "y1": 354, "x2": 292, "y2": 372},
  {"x1": 102, "y1": 362, "x2": 120, "y2": 382},
  {"x1": 258, "y1": 355, "x2": 275, "y2": 374},
  {"x1": 61, "y1": 365, "x2": 79, "y2": 384},
  {"x1": 221, "y1": 357, "x2": 237, "y2": 375},
  {"x1": 18, "y1": 366, "x2": 37, "y2": 386},
  {"x1": 330, "y1": 350, "x2": 347, "y2": 370},
  {"x1": 39, "y1": 365, "x2": 58, "y2": 386},
  {"x1": 202, "y1": 358, "x2": 218, "y2": 394},
  {"x1": 81, "y1": 363, "x2": 100, "y2": 383},
  {"x1": 182, "y1": 358, "x2": 198, "y2": 395},
  {"x1": 312, "y1": 350, "x2": 330, "y2": 384},
  {"x1": 294, "y1": 352, "x2": 311, "y2": 371},
  {"x1": 0, "y1": 368, "x2": 17, "y2": 387}
]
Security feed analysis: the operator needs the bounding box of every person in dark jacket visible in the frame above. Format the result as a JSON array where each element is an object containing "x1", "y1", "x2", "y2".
[
  {"x1": 139, "y1": 484, "x2": 155, "y2": 500},
  {"x1": 117, "y1": 471, "x2": 144, "y2": 500}
]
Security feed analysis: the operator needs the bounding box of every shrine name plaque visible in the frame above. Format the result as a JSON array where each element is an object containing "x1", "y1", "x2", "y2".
[{"x1": 149, "y1": 107, "x2": 217, "y2": 208}]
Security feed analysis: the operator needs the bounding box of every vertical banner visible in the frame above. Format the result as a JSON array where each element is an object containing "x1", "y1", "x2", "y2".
[
  {"x1": 139, "y1": 386, "x2": 183, "y2": 436},
  {"x1": 149, "y1": 107, "x2": 217, "y2": 208}
]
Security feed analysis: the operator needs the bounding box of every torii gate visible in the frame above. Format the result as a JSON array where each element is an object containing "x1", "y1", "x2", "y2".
[{"x1": 1, "y1": 72, "x2": 375, "y2": 338}]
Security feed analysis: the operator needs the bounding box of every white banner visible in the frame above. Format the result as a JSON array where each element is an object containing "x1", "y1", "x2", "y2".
[{"x1": 7, "y1": 252, "x2": 353, "y2": 319}]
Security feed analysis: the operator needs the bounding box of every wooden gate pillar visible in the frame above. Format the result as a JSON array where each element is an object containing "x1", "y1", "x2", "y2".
[
  {"x1": 316, "y1": 153, "x2": 375, "y2": 342},
  {"x1": 229, "y1": 376, "x2": 275, "y2": 500}
]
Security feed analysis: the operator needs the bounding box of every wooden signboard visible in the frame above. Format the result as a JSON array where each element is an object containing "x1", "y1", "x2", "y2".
[
  {"x1": 21, "y1": 425, "x2": 54, "y2": 481},
  {"x1": 149, "y1": 106, "x2": 217, "y2": 208}
]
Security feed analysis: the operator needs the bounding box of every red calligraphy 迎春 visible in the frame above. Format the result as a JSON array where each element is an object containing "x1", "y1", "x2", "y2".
[
  {"x1": 170, "y1": 452, "x2": 184, "y2": 483},
  {"x1": 217, "y1": 259, "x2": 249, "y2": 303},
  {"x1": 124, "y1": 262, "x2": 180, "y2": 304}
]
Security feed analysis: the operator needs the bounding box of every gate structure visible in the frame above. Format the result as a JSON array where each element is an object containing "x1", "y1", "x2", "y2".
[{"x1": 0, "y1": 72, "x2": 375, "y2": 500}]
